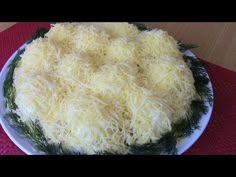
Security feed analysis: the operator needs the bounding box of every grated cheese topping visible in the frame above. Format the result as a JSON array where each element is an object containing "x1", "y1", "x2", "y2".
[{"x1": 13, "y1": 22, "x2": 196, "y2": 154}]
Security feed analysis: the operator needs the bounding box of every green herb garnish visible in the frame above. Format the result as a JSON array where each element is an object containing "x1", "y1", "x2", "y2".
[
  {"x1": 27, "y1": 28, "x2": 48, "y2": 44},
  {"x1": 178, "y1": 42, "x2": 199, "y2": 53},
  {"x1": 130, "y1": 22, "x2": 152, "y2": 31}
]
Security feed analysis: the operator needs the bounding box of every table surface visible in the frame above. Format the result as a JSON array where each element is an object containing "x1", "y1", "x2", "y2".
[{"x1": 2, "y1": 22, "x2": 235, "y2": 72}]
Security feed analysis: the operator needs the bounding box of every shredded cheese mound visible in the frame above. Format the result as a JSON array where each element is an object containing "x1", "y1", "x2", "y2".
[{"x1": 13, "y1": 22, "x2": 196, "y2": 154}]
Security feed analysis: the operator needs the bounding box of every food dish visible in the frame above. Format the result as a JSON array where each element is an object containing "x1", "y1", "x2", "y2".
[{"x1": 0, "y1": 23, "x2": 213, "y2": 155}]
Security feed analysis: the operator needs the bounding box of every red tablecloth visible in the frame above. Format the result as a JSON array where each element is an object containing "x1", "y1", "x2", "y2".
[{"x1": 0, "y1": 23, "x2": 236, "y2": 155}]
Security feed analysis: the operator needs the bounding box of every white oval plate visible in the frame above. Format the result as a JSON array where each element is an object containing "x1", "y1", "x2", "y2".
[{"x1": 0, "y1": 43, "x2": 213, "y2": 155}]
